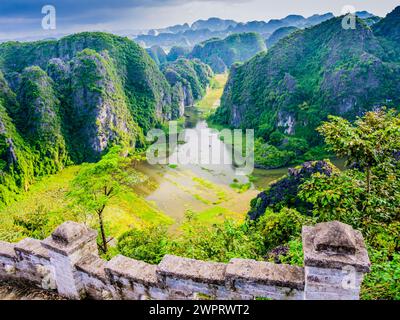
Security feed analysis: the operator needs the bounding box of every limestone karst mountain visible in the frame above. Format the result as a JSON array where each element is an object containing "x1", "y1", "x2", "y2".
[
  {"x1": 136, "y1": 12, "x2": 381, "y2": 49},
  {"x1": 373, "y1": 5, "x2": 400, "y2": 44},
  {"x1": 146, "y1": 45, "x2": 168, "y2": 66},
  {"x1": 162, "y1": 58, "x2": 213, "y2": 114},
  {"x1": 266, "y1": 26, "x2": 299, "y2": 48},
  {"x1": 0, "y1": 32, "x2": 211, "y2": 205},
  {"x1": 212, "y1": 9, "x2": 400, "y2": 166},
  {"x1": 190, "y1": 33, "x2": 267, "y2": 73}
]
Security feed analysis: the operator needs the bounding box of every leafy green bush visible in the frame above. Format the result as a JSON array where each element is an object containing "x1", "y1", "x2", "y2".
[
  {"x1": 269, "y1": 131, "x2": 285, "y2": 146},
  {"x1": 281, "y1": 137, "x2": 309, "y2": 156},
  {"x1": 255, "y1": 208, "x2": 308, "y2": 251},
  {"x1": 273, "y1": 239, "x2": 304, "y2": 267},
  {"x1": 117, "y1": 226, "x2": 170, "y2": 265},
  {"x1": 361, "y1": 249, "x2": 400, "y2": 300},
  {"x1": 169, "y1": 219, "x2": 265, "y2": 263},
  {"x1": 254, "y1": 139, "x2": 295, "y2": 169}
]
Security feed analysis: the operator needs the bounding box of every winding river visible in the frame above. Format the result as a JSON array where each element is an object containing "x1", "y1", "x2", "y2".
[
  {"x1": 134, "y1": 107, "x2": 288, "y2": 224},
  {"x1": 132, "y1": 74, "x2": 344, "y2": 226}
]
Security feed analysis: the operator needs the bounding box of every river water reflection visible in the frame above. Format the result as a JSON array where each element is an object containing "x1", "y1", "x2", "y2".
[{"x1": 135, "y1": 108, "x2": 288, "y2": 224}]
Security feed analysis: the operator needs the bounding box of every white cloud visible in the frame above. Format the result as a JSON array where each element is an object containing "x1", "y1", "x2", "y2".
[{"x1": 0, "y1": 0, "x2": 398, "y2": 40}]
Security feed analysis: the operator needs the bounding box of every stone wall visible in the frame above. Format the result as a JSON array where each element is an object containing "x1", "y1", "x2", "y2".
[{"x1": 0, "y1": 221, "x2": 371, "y2": 300}]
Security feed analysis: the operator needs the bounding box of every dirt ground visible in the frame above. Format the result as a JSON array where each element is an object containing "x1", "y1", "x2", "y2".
[{"x1": 0, "y1": 281, "x2": 64, "y2": 300}]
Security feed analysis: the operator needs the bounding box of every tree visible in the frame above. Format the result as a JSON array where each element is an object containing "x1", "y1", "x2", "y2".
[
  {"x1": 317, "y1": 109, "x2": 400, "y2": 194},
  {"x1": 299, "y1": 109, "x2": 400, "y2": 228},
  {"x1": 69, "y1": 146, "x2": 145, "y2": 253}
]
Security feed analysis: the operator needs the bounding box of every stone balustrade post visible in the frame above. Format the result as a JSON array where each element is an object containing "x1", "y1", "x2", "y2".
[
  {"x1": 41, "y1": 221, "x2": 98, "y2": 299},
  {"x1": 302, "y1": 221, "x2": 371, "y2": 300},
  {"x1": 1, "y1": 220, "x2": 373, "y2": 300}
]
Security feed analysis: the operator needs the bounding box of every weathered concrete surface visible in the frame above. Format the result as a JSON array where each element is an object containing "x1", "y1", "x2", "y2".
[
  {"x1": 42, "y1": 221, "x2": 98, "y2": 256},
  {"x1": 303, "y1": 221, "x2": 370, "y2": 300},
  {"x1": 314, "y1": 221, "x2": 356, "y2": 254},
  {"x1": 15, "y1": 238, "x2": 49, "y2": 260},
  {"x1": 226, "y1": 259, "x2": 304, "y2": 290},
  {"x1": 42, "y1": 221, "x2": 99, "y2": 299},
  {"x1": 0, "y1": 241, "x2": 16, "y2": 259},
  {"x1": 0, "y1": 221, "x2": 371, "y2": 300},
  {"x1": 303, "y1": 221, "x2": 371, "y2": 272},
  {"x1": 106, "y1": 255, "x2": 159, "y2": 286},
  {"x1": 158, "y1": 255, "x2": 226, "y2": 285},
  {"x1": 76, "y1": 254, "x2": 107, "y2": 281}
]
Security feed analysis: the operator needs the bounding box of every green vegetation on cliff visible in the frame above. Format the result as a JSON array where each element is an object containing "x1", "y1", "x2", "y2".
[
  {"x1": 373, "y1": 6, "x2": 400, "y2": 45},
  {"x1": 162, "y1": 58, "x2": 213, "y2": 109},
  {"x1": 212, "y1": 11, "x2": 400, "y2": 168},
  {"x1": 146, "y1": 45, "x2": 167, "y2": 65},
  {"x1": 0, "y1": 71, "x2": 35, "y2": 206},
  {"x1": 266, "y1": 26, "x2": 298, "y2": 47},
  {"x1": 167, "y1": 46, "x2": 191, "y2": 62},
  {"x1": 69, "y1": 49, "x2": 140, "y2": 162},
  {"x1": 0, "y1": 32, "x2": 211, "y2": 206},
  {"x1": 163, "y1": 58, "x2": 213, "y2": 99},
  {"x1": 17, "y1": 66, "x2": 69, "y2": 173},
  {"x1": 190, "y1": 32, "x2": 267, "y2": 73}
]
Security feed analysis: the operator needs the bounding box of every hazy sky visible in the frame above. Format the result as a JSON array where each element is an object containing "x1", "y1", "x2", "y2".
[{"x1": 0, "y1": 0, "x2": 399, "y2": 40}]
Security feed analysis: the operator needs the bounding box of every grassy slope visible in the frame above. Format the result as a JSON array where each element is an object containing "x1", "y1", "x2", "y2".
[{"x1": 0, "y1": 165, "x2": 173, "y2": 242}]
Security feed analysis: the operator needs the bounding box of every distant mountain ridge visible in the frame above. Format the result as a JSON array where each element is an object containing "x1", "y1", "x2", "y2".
[
  {"x1": 373, "y1": 5, "x2": 400, "y2": 44},
  {"x1": 136, "y1": 11, "x2": 379, "y2": 49},
  {"x1": 266, "y1": 26, "x2": 299, "y2": 47},
  {"x1": 145, "y1": 33, "x2": 267, "y2": 74},
  {"x1": 189, "y1": 33, "x2": 267, "y2": 73}
]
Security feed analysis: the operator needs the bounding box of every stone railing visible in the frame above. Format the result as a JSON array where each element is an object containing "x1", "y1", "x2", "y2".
[{"x1": 0, "y1": 221, "x2": 370, "y2": 300}]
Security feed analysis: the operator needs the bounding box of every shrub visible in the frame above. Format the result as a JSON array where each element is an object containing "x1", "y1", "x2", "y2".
[
  {"x1": 117, "y1": 225, "x2": 170, "y2": 264},
  {"x1": 169, "y1": 219, "x2": 265, "y2": 263},
  {"x1": 255, "y1": 208, "x2": 308, "y2": 251},
  {"x1": 254, "y1": 139, "x2": 295, "y2": 169},
  {"x1": 361, "y1": 249, "x2": 400, "y2": 300}
]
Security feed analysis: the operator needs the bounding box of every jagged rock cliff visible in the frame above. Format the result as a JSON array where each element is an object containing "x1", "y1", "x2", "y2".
[
  {"x1": 0, "y1": 32, "x2": 182, "y2": 132},
  {"x1": 166, "y1": 46, "x2": 191, "y2": 62},
  {"x1": 0, "y1": 32, "x2": 208, "y2": 205},
  {"x1": 69, "y1": 49, "x2": 139, "y2": 161},
  {"x1": 213, "y1": 11, "x2": 400, "y2": 147},
  {"x1": 248, "y1": 161, "x2": 338, "y2": 220},
  {"x1": 162, "y1": 58, "x2": 213, "y2": 112},
  {"x1": 0, "y1": 71, "x2": 35, "y2": 202},
  {"x1": 15, "y1": 65, "x2": 69, "y2": 176},
  {"x1": 146, "y1": 45, "x2": 168, "y2": 65}
]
